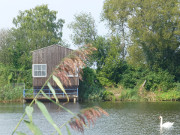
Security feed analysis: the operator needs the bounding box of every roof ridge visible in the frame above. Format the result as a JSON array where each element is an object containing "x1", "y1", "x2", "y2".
[{"x1": 31, "y1": 44, "x2": 73, "y2": 52}]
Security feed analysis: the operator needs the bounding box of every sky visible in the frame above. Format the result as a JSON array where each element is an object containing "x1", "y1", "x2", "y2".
[{"x1": 0, "y1": 0, "x2": 108, "y2": 49}]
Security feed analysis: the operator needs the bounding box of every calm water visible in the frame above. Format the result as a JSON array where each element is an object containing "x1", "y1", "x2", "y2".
[{"x1": 0, "y1": 101, "x2": 180, "y2": 135}]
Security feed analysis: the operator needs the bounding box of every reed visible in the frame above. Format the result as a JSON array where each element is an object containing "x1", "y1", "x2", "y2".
[{"x1": 12, "y1": 44, "x2": 108, "y2": 135}]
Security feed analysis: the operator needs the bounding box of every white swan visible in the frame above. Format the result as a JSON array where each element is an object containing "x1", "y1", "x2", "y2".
[{"x1": 159, "y1": 116, "x2": 174, "y2": 128}]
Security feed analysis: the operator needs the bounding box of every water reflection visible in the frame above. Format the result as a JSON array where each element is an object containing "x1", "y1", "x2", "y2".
[{"x1": 0, "y1": 101, "x2": 180, "y2": 135}]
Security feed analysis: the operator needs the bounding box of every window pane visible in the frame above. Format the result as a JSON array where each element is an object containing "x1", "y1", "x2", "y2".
[
  {"x1": 38, "y1": 71, "x2": 41, "y2": 76},
  {"x1": 33, "y1": 64, "x2": 47, "y2": 77},
  {"x1": 34, "y1": 71, "x2": 38, "y2": 76},
  {"x1": 42, "y1": 71, "x2": 46, "y2": 76},
  {"x1": 38, "y1": 65, "x2": 41, "y2": 70},
  {"x1": 34, "y1": 65, "x2": 38, "y2": 71},
  {"x1": 42, "y1": 65, "x2": 46, "y2": 70}
]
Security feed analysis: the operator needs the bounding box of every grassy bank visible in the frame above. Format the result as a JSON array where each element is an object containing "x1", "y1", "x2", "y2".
[
  {"x1": 102, "y1": 86, "x2": 180, "y2": 102},
  {"x1": 0, "y1": 84, "x2": 24, "y2": 102},
  {"x1": 79, "y1": 66, "x2": 180, "y2": 102}
]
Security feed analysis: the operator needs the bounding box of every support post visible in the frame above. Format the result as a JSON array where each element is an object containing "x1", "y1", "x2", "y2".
[
  {"x1": 73, "y1": 97, "x2": 76, "y2": 103},
  {"x1": 23, "y1": 89, "x2": 25, "y2": 98},
  {"x1": 33, "y1": 89, "x2": 35, "y2": 98},
  {"x1": 49, "y1": 89, "x2": 50, "y2": 97},
  {"x1": 77, "y1": 88, "x2": 78, "y2": 97}
]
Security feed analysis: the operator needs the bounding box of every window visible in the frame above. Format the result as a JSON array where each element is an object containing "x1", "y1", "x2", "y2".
[
  {"x1": 32, "y1": 64, "x2": 47, "y2": 77},
  {"x1": 67, "y1": 67, "x2": 79, "y2": 77}
]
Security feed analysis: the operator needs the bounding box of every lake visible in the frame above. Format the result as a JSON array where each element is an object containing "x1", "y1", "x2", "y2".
[{"x1": 0, "y1": 101, "x2": 180, "y2": 135}]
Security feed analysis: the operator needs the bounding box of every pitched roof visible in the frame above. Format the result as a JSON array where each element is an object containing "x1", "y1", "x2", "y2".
[{"x1": 31, "y1": 44, "x2": 73, "y2": 53}]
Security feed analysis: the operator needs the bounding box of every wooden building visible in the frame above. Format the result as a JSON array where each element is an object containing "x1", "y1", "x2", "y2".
[{"x1": 30, "y1": 45, "x2": 79, "y2": 101}]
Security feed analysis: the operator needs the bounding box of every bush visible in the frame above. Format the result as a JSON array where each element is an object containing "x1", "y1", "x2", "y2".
[
  {"x1": 79, "y1": 67, "x2": 104, "y2": 100},
  {"x1": 155, "y1": 90, "x2": 180, "y2": 101},
  {"x1": 0, "y1": 63, "x2": 32, "y2": 89},
  {"x1": 101, "y1": 90, "x2": 114, "y2": 101},
  {"x1": 97, "y1": 58, "x2": 128, "y2": 87},
  {"x1": 0, "y1": 84, "x2": 23, "y2": 101},
  {"x1": 175, "y1": 82, "x2": 180, "y2": 91},
  {"x1": 120, "y1": 68, "x2": 175, "y2": 92},
  {"x1": 144, "y1": 69, "x2": 175, "y2": 91},
  {"x1": 120, "y1": 67, "x2": 144, "y2": 88},
  {"x1": 119, "y1": 89, "x2": 139, "y2": 101}
]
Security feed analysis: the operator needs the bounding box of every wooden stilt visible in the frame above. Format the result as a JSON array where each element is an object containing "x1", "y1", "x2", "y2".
[{"x1": 73, "y1": 97, "x2": 76, "y2": 103}]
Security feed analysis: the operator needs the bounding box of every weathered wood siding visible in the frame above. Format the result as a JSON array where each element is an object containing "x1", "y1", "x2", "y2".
[{"x1": 32, "y1": 45, "x2": 79, "y2": 89}]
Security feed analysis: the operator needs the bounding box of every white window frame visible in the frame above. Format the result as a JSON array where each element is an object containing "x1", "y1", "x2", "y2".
[
  {"x1": 67, "y1": 67, "x2": 79, "y2": 77},
  {"x1": 32, "y1": 64, "x2": 47, "y2": 77},
  {"x1": 67, "y1": 74, "x2": 79, "y2": 77}
]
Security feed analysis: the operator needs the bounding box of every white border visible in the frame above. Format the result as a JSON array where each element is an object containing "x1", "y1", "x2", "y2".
[
  {"x1": 67, "y1": 74, "x2": 79, "y2": 77},
  {"x1": 32, "y1": 64, "x2": 47, "y2": 78},
  {"x1": 67, "y1": 67, "x2": 79, "y2": 77}
]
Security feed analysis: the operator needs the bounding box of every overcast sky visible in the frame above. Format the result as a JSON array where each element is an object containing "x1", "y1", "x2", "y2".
[{"x1": 0, "y1": 0, "x2": 108, "y2": 49}]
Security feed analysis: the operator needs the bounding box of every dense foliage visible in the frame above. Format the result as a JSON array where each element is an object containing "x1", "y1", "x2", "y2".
[
  {"x1": 68, "y1": 12, "x2": 97, "y2": 46},
  {"x1": 79, "y1": 67, "x2": 103, "y2": 100},
  {"x1": 103, "y1": 0, "x2": 180, "y2": 79},
  {"x1": 0, "y1": 5, "x2": 65, "y2": 90},
  {"x1": 75, "y1": 0, "x2": 180, "y2": 101},
  {"x1": 0, "y1": 1, "x2": 180, "y2": 101},
  {"x1": 0, "y1": 84, "x2": 24, "y2": 101},
  {"x1": 13, "y1": 4, "x2": 64, "y2": 50}
]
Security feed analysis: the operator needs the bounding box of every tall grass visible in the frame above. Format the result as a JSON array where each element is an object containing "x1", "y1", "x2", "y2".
[
  {"x1": 0, "y1": 84, "x2": 24, "y2": 102},
  {"x1": 155, "y1": 90, "x2": 180, "y2": 101},
  {"x1": 105, "y1": 83, "x2": 180, "y2": 102},
  {"x1": 119, "y1": 88, "x2": 140, "y2": 101}
]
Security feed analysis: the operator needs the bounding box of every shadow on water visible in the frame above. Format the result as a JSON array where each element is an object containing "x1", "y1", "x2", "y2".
[{"x1": 0, "y1": 101, "x2": 180, "y2": 135}]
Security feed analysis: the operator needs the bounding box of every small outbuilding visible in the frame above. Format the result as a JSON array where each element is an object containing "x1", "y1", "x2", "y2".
[{"x1": 29, "y1": 45, "x2": 79, "y2": 101}]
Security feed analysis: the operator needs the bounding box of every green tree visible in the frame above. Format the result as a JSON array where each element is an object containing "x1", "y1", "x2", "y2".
[
  {"x1": 10, "y1": 5, "x2": 65, "y2": 69},
  {"x1": 68, "y1": 12, "x2": 97, "y2": 46},
  {"x1": 0, "y1": 29, "x2": 13, "y2": 65},
  {"x1": 126, "y1": 44, "x2": 146, "y2": 68},
  {"x1": 128, "y1": 0, "x2": 180, "y2": 78},
  {"x1": 102, "y1": 0, "x2": 180, "y2": 80},
  {"x1": 0, "y1": 5, "x2": 65, "y2": 87},
  {"x1": 102, "y1": 0, "x2": 132, "y2": 59},
  {"x1": 13, "y1": 4, "x2": 64, "y2": 51},
  {"x1": 79, "y1": 67, "x2": 103, "y2": 100},
  {"x1": 96, "y1": 36, "x2": 126, "y2": 87},
  {"x1": 91, "y1": 36, "x2": 110, "y2": 71}
]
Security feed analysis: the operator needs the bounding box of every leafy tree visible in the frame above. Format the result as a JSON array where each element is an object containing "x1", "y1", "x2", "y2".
[
  {"x1": 0, "y1": 29, "x2": 15, "y2": 65},
  {"x1": 13, "y1": 4, "x2": 64, "y2": 50},
  {"x1": 102, "y1": 0, "x2": 132, "y2": 59},
  {"x1": 0, "y1": 29, "x2": 10, "y2": 50},
  {"x1": 91, "y1": 36, "x2": 110, "y2": 71},
  {"x1": 128, "y1": 0, "x2": 180, "y2": 78},
  {"x1": 79, "y1": 67, "x2": 103, "y2": 100},
  {"x1": 10, "y1": 4, "x2": 65, "y2": 69},
  {"x1": 102, "y1": 0, "x2": 131, "y2": 35},
  {"x1": 102, "y1": 0, "x2": 180, "y2": 80},
  {"x1": 120, "y1": 66, "x2": 143, "y2": 89},
  {"x1": 68, "y1": 12, "x2": 97, "y2": 46},
  {"x1": 0, "y1": 5, "x2": 65, "y2": 87},
  {"x1": 144, "y1": 69, "x2": 175, "y2": 92},
  {"x1": 126, "y1": 43, "x2": 146, "y2": 68},
  {"x1": 96, "y1": 36, "x2": 126, "y2": 87}
]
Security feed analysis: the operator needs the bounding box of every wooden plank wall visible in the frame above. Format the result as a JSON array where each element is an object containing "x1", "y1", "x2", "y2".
[{"x1": 33, "y1": 45, "x2": 79, "y2": 89}]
